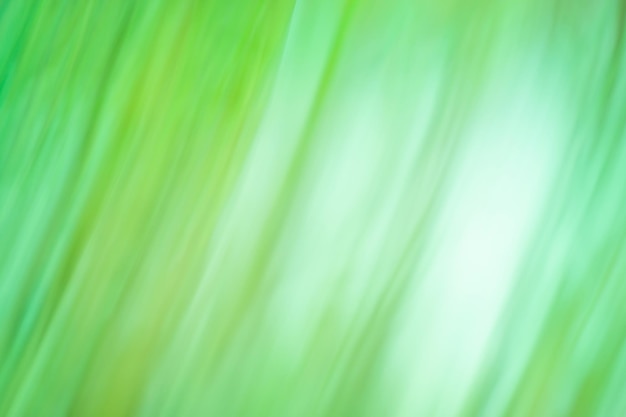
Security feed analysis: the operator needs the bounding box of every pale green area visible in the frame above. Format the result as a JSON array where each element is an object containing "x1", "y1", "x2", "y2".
[{"x1": 1, "y1": 0, "x2": 625, "y2": 415}]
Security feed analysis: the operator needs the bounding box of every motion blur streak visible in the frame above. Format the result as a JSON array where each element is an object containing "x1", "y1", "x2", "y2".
[{"x1": 0, "y1": 0, "x2": 624, "y2": 415}]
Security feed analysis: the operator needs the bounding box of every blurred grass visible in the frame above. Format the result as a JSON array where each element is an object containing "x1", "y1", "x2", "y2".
[{"x1": 1, "y1": 0, "x2": 626, "y2": 416}]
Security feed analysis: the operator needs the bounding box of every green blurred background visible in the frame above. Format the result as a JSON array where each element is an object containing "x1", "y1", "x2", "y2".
[{"x1": 1, "y1": 0, "x2": 626, "y2": 415}]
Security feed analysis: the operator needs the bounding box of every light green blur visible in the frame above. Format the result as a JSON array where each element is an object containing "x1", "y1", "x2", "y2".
[{"x1": 1, "y1": 0, "x2": 625, "y2": 416}]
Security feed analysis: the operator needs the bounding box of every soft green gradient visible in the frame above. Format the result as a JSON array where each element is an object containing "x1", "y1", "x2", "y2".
[{"x1": 1, "y1": 0, "x2": 625, "y2": 416}]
